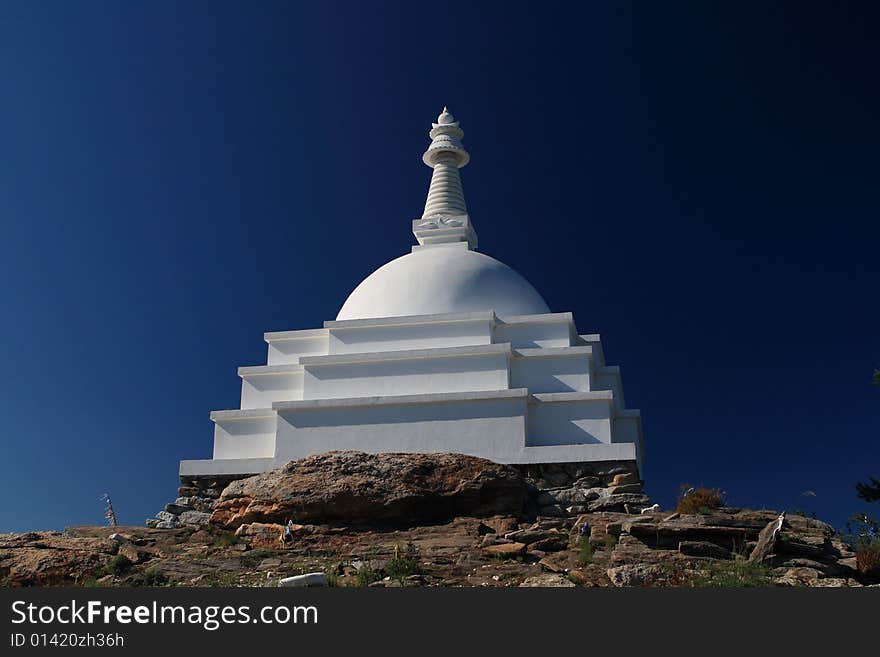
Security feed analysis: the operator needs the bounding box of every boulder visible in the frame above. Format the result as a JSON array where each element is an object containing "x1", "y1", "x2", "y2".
[
  {"x1": 678, "y1": 540, "x2": 733, "y2": 560},
  {"x1": 538, "y1": 556, "x2": 567, "y2": 573},
  {"x1": 481, "y1": 516, "x2": 519, "y2": 535},
  {"x1": 519, "y1": 574, "x2": 575, "y2": 587},
  {"x1": 528, "y1": 537, "x2": 568, "y2": 552},
  {"x1": 278, "y1": 572, "x2": 327, "y2": 587},
  {"x1": 178, "y1": 511, "x2": 212, "y2": 527},
  {"x1": 606, "y1": 483, "x2": 643, "y2": 495},
  {"x1": 155, "y1": 519, "x2": 181, "y2": 529},
  {"x1": 537, "y1": 505, "x2": 569, "y2": 517},
  {"x1": 211, "y1": 451, "x2": 528, "y2": 529},
  {"x1": 537, "y1": 488, "x2": 587, "y2": 506},
  {"x1": 117, "y1": 543, "x2": 145, "y2": 564},
  {"x1": 164, "y1": 503, "x2": 190, "y2": 515},
  {"x1": 586, "y1": 493, "x2": 651, "y2": 513},
  {"x1": 748, "y1": 514, "x2": 785, "y2": 563},
  {"x1": 174, "y1": 497, "x2": 215, "y2": 513},
  {"x1": 480, "y1": 534, "x2": 502, "y2": 547},
  {"x1": 606, "y1": 564, "x2": 667, "y2": 587},
  {"x1": 610, "y1": 472, "x2": 639, "y2": 486},
  {"x1": 809, "y1": 578, "x2": 851, "y2": 587},
  {"x1": 775, "y1": 533, "x2": 828, "y2": 559},
  {"x1": 772, "y1": 567, "x2": 822, "y2": 586},
  {"x1": 483, "y1": 542, "x2": 527, "y2": 557},
  {"x1": 503, "y1": 529, "x2": 562, "y2": 544},
  {"x1": 234, "y1": 521, "x2": 313, "y2": 549}
]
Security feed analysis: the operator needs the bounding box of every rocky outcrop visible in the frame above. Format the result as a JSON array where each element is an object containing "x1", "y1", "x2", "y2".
[
  {"x1": 748, "y1": 513, "x2": 785, "y2": 563},
  {"x1": 210, "y1": 451, "x2": 529, "y2": 529},
  {"x1": 2, "y1": 506, "x2": 873, "y2": 587},
  {"x1": 589, "y1": 507, "x2": 862, "y2": 587},
  {"x1": 0, "y1": 530, "x2": 117, "y2": 586},
  {"x1": 151, "y1": 455, "x2": 651, "y2": 530},
  {"x1": 149, "y1": 474, "x2": 242, "y2": 529},
  {"x1": 5, "y1": 454, "x2": 866, "y2": 588},
  {"x1": 514, "y1": 461, "x2": 651, "y2": 517}
]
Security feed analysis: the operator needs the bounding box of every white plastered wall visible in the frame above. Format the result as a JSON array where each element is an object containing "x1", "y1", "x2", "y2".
[
  {"x1": 300, "y1": 346, "x2": 511, "y2": 400},
  {"x1": 327, "y1": 315, "x2": 493, "y2": 355},
  {"x1": 211, "y1": 411, "x2": 277, "y2": 459},
  {"x1": 510, "y1": 348, "x2": 592, "y2": 393},
  {"x1": 239, "y1": 366, "x2": 304, "y2": 409},
  {"x1": 265, "y1": 330, "x2": 329, "y2": 365},
  {"x1": 273, "y1": 391, "x2": 528, "y2": 462}
]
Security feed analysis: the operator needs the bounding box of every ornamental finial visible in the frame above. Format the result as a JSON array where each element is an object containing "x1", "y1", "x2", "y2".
[
  {"x1": 437, "y1": 106, "x2": 455, "y2": 125},
  {"x1": 412, "y1": 107, "x2": 478, "y2": 249},
  {"x1": 422, "y1": 106, "x2": 469, "y2": 169}
]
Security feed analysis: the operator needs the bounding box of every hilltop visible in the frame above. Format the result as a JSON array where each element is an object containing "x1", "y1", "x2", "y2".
[{"x1": 1, "y1": 452, "x2": 874, "y2": 588}]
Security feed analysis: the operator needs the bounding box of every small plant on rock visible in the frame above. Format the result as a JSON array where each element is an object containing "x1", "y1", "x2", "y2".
[
  {"x1": 856, "y1": 540, "x2": 880, "y2": 578},
  {"x1": 676, "y1": 485, "x2": 725, "y2": 515},
  {"x1": 577, "y1": 536, "x2": 593, "y2": 566},
  {"x1": 354, "y1": 561, "x2": 380, "y2": 587},
  {"x1": 693, "y1": 558, "x2": 771, "y2": 587},
  {"x1": 324, "y1": 567, "x2": 339, "y2": 588},
  {"x1": 843, "y1": 513, "x2": 880, "y2": 579},
  {"x1": 102, "y1": 555, "x2": 132, "y2": 577},
  {"x1": 387, "y1": 542, "x2": 421, "y2": 583},
  {"x1": 142, "y1": 567, "x2": 168, "y2": 587}
]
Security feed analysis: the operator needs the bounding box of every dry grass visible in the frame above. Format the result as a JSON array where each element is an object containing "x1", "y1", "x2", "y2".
[
  {"x1": 676, "y1": 486, "x2": 725, "y2": 515},
  {"x1": 856, "y1": 539, "x2": 880, "y2": 576}
]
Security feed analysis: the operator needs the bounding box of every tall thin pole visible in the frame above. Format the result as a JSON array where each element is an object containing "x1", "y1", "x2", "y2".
[{"x1": 101, "y1": 493, "x2": 118, "y2": 527}]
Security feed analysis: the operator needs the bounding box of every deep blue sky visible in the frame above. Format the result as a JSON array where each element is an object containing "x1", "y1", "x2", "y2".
[{"x1": 1, "y1": 2, "x2": 877, "y2": 532}]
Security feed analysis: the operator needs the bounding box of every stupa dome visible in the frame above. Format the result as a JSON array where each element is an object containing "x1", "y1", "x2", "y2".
[{"x1": 336, "y1": 246, "x2": 550, "y2": 320}]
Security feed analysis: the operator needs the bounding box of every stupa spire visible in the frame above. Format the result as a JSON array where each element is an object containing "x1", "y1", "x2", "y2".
[{"x1": 412, "y1": 107, "x2": 478, "y2": 250}]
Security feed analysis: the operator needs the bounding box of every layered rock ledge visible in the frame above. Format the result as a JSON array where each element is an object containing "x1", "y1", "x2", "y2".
[{"x1": 2, "y1": 453, "x2": 873, "y2": 588}]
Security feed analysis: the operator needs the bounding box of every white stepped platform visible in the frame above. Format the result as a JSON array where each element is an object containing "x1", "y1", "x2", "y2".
[{"x1": 181, "y1": 311, "x2": 643, "y2": 478}]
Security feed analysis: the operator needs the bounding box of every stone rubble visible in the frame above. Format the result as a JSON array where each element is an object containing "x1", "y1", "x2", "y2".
[{"x1": 148, "y1": 474, "x2": 243, "y2": 529}]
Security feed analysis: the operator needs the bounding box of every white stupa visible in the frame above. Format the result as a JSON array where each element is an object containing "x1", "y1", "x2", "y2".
[{"x1": 180, "y1": 108, "x2": 644, "y2": 479}]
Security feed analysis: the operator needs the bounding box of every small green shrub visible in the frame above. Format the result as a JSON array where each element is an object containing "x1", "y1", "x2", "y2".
[
  {"x1": 102, "y1": 555, "x2": 132, "y2": 576},
  {"x1": 676, "y1": 485, "x2": 725, "y2": 515},
  {"x1": 142, "y1": 567, "x2": 168, "y2": 587},
  {"x1": 577, "y1": 536, "x2": 593, "y2": 566},
  {"x1": 693, "y1": 558, "x2": 771, "y2": 587},
  {"x1": 387, "y1": 542, "x2": 421, "y2": 583},
  {"x1": 354, "y1": 562, "x2": 380, "y2": 587}
]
